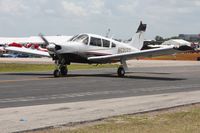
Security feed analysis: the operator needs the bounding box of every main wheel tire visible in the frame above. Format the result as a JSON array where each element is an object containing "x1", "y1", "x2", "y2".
[
  {"x1": 53, "y1": 69, "x2": 60, "y2": 77},
  {"x1": 117, "y1": 67, "x2": 125, "y2": 77},
  {"x1": 60, "y1": 66, "x2": 68, "y2": 76}
]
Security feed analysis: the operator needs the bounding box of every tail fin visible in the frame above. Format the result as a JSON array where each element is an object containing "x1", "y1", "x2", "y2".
[{"x1": 128, "y1": 21, "x2": 147, "y2": 50}]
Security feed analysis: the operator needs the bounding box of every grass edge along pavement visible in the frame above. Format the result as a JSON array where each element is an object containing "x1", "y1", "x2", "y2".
[
  {"x1": 0, "y1": 63, "x2": 118, "y2": 73},
  {"x1": 29, "y1": 104, "x2": 200, "y2": 133}
]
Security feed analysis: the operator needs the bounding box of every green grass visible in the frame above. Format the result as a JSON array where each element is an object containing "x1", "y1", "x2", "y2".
[
  {"x1": 0, "y1": 63, "x2": 118, "y2": 72},
  {"x1": 30, "y1": 105, "x2": 200, "y2": 133}
]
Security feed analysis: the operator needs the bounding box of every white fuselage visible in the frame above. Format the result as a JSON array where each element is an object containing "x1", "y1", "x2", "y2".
[{"x1": 52, "y1": 33, "x2": 139, "y2": 63}]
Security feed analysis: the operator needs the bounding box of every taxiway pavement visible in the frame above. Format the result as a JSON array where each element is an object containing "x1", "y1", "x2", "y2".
[
  {"x1": 0, "y1": 60, "x2": 200, "y2": 132},
  {"x1": 0, "y1": 60, "x2": 200, "y2": 108}
]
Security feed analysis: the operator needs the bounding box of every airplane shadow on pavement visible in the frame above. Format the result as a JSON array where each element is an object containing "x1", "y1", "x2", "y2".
[
  {"x1": 1, "y1": 72, "x2": 186, "y2": 81},
  {"x1": 66, "y1": 74, "x2": 185, "y2": 81}
]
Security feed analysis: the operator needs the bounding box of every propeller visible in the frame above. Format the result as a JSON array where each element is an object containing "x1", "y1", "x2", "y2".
[{"x1": 39, "y1": 33, "x2": 61, "y2": 53}]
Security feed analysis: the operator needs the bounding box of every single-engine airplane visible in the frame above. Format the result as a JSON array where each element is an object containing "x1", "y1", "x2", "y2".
[{"x1": 4, "y1": 22, "x2": 193, "y2": 77}]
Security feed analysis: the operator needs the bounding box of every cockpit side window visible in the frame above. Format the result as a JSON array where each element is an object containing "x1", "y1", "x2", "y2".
[
  {"x1": 112, "y1": 42, "x2": 116, "y2": 48},
  {"x1": 90, "y1": 37, "x2": 102, "y2": 47},
  {"x1": 82, "y1": 37, "x2": 88, "y2": 45},
  {"x1": 102, "y1": 39, "x2": 110, "y2": 48}
]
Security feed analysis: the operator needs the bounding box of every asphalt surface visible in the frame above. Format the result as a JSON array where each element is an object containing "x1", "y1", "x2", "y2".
[{"x1": 0, "y1": 65, "x2": 200, "y2": 108}]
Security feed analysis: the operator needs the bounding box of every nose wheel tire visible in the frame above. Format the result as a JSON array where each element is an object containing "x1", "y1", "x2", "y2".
[
  {"x1": 117, "y1": 67, "x2": 125, "y2": 77},
  {"x1": 53, "y1": 66, "x2": 68, "y2": 77},
  {"x1": 53, "y1": 69, "x2": 60, "y2": 77},
  {"x1": 60, "y1": 66, "x2": 68, "y2": 76}
]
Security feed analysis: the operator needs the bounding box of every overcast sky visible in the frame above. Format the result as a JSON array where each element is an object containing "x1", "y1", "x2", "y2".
[{"x1": 0, "y1": 0, "x2": 199, "y2": 39}]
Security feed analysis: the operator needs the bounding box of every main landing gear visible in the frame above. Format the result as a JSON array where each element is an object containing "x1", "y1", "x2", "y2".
[
  {"x1": 117, "y1": 66, "x2": 125, "y2": 77},
  {"x1": 117, "y1": 59, "x2": 128, "y2": 77}
]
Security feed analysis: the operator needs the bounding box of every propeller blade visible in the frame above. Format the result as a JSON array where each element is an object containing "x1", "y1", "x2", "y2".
[{"x1": 39, "y1": 33, "x2": 49, "y2": 46}]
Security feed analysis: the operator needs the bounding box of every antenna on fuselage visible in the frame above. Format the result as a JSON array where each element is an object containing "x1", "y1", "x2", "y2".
[{"x1": 106, "y1": 28, "x2": 111, "y2": 38}]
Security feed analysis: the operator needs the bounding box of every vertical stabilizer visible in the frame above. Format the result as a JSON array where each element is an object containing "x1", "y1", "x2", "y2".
[{"x1": 128, "y1": 21, "x2": 147, "y2": 50}]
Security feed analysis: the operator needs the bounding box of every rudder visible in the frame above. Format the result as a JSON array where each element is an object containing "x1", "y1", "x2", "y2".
[{"x1": 128, "y1": 21, "x2": 147, "y2": 50}]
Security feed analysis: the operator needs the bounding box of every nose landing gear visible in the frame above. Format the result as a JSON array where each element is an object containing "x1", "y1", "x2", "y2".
[
  {"x1": 53, "y1": 65, "x2": 68, "y2": 77},
  {"x1": 60, "y1": 65, "x2": 68, "y2": 76},
  {"x1": 53, "y1": 59, "x2": 68, "y2": 78},
  {"x1": 53, "y1": 69, "x2": 60, "y2": 77}
]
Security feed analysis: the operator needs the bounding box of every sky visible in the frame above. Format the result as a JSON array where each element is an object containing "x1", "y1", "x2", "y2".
[{"x1": 0, "y1": 0, "x2": 199, "y2": 40}]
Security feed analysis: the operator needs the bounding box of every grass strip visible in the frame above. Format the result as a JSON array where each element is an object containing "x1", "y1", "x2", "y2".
[
  {"x1": 0, "y1": 63, "x2": 118, "y2": 72},
  {"x1": 30, "y1": 105, "x2": 200, "y2": 133}
]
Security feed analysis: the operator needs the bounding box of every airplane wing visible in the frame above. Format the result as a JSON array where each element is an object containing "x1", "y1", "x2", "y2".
[
  {"x1": 5, "y1": 46, "x2": 50, "y2": 57},
  {"x1": 88, "y1": 45, "x2": 193, "y2": 63}
]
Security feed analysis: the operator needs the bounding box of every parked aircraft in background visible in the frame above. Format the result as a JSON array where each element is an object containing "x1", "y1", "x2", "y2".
[
  {"x1": 148, "y1": 39, "x2": 191, "y2": 49},
  {"x1": 4, "y1": 22, "x2": 193, "y2": 77},
  {"x1": 0, "y1": 36, "x2": 72, "y2": 45},
  {"x1": 0, "y1": 45, "x2": 5, "y2": 52},
  {"x1": 0, "y1": 35, "x2": 71, "y2": 56}
]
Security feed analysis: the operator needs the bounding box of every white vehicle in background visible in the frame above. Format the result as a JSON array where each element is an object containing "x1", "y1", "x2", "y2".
[{"x1": 4, "y1": 22, "x2": 193, "y2": 77}]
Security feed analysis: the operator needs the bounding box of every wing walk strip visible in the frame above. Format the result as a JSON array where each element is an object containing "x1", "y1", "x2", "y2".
[{"x1": 1, "y1": 84, "x2": 200, "y2": 103}]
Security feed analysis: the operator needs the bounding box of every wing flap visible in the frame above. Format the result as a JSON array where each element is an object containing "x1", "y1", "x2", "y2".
[{"x1": 5, "y1": 47, "x2": 50, "y2": 57}]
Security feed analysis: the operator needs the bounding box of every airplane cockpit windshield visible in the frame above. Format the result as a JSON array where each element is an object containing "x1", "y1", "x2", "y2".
[
  {"x1": 69, "y1": 34, "x2": 89, "y2": 45},
  {"x1": 69, "y1": 35, "x2": 79, "y2": 41}
]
